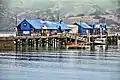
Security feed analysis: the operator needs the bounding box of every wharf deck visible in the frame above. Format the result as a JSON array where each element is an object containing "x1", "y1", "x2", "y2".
[{"x1": 15, "y1": 35, "x2": 60, "y2": 39}]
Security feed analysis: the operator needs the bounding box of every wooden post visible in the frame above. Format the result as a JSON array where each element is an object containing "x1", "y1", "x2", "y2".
[
  {"x1": 106, "y1": 32, "x2": 108, "y2": 45},
  {"x1": 111, "y1": 36, "x2": 112, "y2": 45},
  {"x1": 30, "y1": 39, "x2": 32, "y2": 47},
  {"x1": 56, "y1": 38, "x2": 59, "y2": 48},
  {"x1": 21, "y1": 39, "x2": 24, "y2": 51},
  {"x1": 89, "y1": 33, "x2": 91, "y2": 43},
  {"x1": 42, "y1": 38, "x2": 45, "y2": 47},
  {"x1": 117, "y1": 34, "x2": 118, "y2": 45},
  {"x1": 36, "y1": 39, "x2": 38, "y2": 48},
  {"x1": 26, "y1": 38, "x2": 28, "y2": 47},
  {"x1": 24, "y1": 38, "x2": 28, "y2": 52},
  {"x1": 46, "y1": 38, "x2": 49, "y2": 48},
  {"x1": 33, "y1": 39, "x2": 34, "y2": 47},
  {"x1": 55, "y1": 38, "x2": 57, "y2": 48},
  {"x1": 57, "y1": 39, "x2": 61, "y2": 48},
  {"x1": 49, "y1": 38, "x2": 52, "y2": 48},
  {"x1": 39, "y1": 38, "x2": 42, "y2": 47},
  {"x1": 53, "y1": 38, "x2": 55, "y2": 48},
  {"x1": 65, "y1": 38, "x2": 67, "y2": 47},
  {"x1": 113, "y1": 36, "x2": 115, "y2": 45},
  {"x1": 15, "y1": 39, "x2": 18, "y2": 51},
  {"x1": 75, "y1": 36, "x2": 77, "y2": 45},
  {"x1": 18, "y1": 39, "x2": 21, "y2": 51}
]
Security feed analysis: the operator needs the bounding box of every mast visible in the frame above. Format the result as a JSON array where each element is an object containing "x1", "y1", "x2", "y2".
[
  {"x1": 100, "y1": 24, "x2": 102, "y2": 39},
  {"x1": 57, "y1": 10, "x2": 60, "y2": 21},
  {"x1": 15, "y1": 14, "x2": 17, "y2": 36},
  {"x1": 92, "y1": 18, "x2": 94, "y2": 43}
]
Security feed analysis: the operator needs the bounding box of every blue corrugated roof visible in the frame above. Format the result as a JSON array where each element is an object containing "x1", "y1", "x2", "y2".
[
  {"x1": 27, "y1": 20, "x2": 42, "y2": 29},
  {"x1": 86, "y1": 22, "x2": 107, "y2": 28},
  {"x1": 45, "y1": 21, "x2": 59, "y2": 30},
  {"x1": 75, "y1": 22, "x2": 92, "y2": 29},
  {"x1": 17, "y1": 19, "x2": 71, "y2": 30},
  {"x1": 17, "y1": 19, "x2": 42, "y2": 29}
]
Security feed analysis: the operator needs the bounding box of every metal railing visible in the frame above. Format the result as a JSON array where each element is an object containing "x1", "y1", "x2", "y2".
[{"x1": 66, "y1": 34, "x2": 86, "y2": 42}]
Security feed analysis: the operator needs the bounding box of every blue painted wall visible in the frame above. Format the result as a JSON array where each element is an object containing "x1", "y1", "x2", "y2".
[
  {"x1": 20, "y1": 20, "x2": 31, "y2": 31},
  {"x1": 78, "y1": 25, "x2": 87, "y2": 35}
]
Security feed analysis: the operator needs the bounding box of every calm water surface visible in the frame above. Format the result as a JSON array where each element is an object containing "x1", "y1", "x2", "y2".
[{"x1": 0, "y1": 45, "x2": 120, "y2": 80}]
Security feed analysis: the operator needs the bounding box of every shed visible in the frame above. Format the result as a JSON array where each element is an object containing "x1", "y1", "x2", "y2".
[
  {"x1": 17, "y1": 19, "x2": 71, "y2": 36},
  {"x1": 74, "y1": 22, "x2": 93, "y2": 35},
  {"x1": 67, "y1": 25, "x2": 78, "y2": 34},
  {"x1": 86, "y1": 22, "x2": 107, "y2": 35},
  {"x1": 17, "y1": 19, "x2": 42, "y2": 36},
  {"x1": 45, "y1": 21, "x2": 59, "y2": 30}
]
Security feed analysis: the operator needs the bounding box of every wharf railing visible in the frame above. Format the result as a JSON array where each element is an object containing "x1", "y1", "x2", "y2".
[{"x1": 0, "y1": 33, "x2": 16, "y2": 37}]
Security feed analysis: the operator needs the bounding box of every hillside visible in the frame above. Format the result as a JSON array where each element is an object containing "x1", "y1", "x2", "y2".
[{"x1": 0, "y1": 0, "x2": 119, "y2": 32}]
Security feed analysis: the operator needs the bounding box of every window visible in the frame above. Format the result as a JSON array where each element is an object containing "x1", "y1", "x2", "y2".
[{"x1": 23, "y1": 23, "x2": 27, "y2": 27}]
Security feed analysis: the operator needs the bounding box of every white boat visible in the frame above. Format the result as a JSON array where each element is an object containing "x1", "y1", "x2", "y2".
[
  {"x1": 95, "y1": 45, "x2": 106, "y2": 52},
  {"x1": 94, "y1": 38, "x2": 106, "y2": 45}
]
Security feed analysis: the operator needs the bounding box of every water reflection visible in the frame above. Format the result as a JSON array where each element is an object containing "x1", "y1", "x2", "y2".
[
  {"x1": 19, "y1": 44, "x2": 109, "y2": 52},
  {"x1": 0, "y1": 45, "x2": 120, "y2": 80},
  {"x1": 92, "y1": 45, "x2": 108, "y2": 52}
]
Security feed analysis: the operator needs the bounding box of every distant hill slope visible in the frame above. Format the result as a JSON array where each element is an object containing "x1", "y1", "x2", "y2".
[
  {"x1": 8, "y1": 0, "x2": 116, "y2": 15},
  {"x1": 0, "y1": 0, "x2": 119, "y2": 31}
]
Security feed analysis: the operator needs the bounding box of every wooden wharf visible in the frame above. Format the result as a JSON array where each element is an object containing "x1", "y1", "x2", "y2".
[
  {"x1": 14, "y1": 34, "x2": 86, "y2": 49},
  {"x1": 0, "y1": 33, "x2": 120, "y2": 50},
  {"x1": 81, "y1": 34, "x2": 120, "y2": 45},
  {"x1": 66, "y1": 42, "x2": 90, "y2": 49}
]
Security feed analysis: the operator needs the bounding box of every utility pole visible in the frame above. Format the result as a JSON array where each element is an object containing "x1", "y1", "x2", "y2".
[
  {"x1": 92, "y1": 19, "x2": 94, "y2": 43},
  {"x1": 57, "y1": 10, "x2": 60, "y2": 21},
  {"x1": 80, "y1": 16, "x2": 81, "y2": 35},
  {"x1": 15, "y1": 14, "x2": 18, "y2": 36}
]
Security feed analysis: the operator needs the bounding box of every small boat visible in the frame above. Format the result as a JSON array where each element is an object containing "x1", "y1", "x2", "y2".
[
  {"x1": 66, "y1": 42, "x2": 90, "y2": 49},
  {"x1": 95, "y1": 45, "x2": 106, "y2": 52},
  {"x1": 94, "y1": 38, "x2": 106, "y2": 45}
]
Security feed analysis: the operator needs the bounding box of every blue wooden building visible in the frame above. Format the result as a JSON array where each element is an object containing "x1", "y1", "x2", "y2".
[
  {"x1": 17, "y1": 19, "x2": 42, "y2": 36},
  {"x1": 17, "y1": 19, "x2": 71, "y2": 36},
  {"x1": 86, "y1": 22, "x2": 107, "y2": 35},
  {"x1": 74, "y1": 22, "x2": 107, "y2": 35},
  {"x1": 74, "y1": 22, "x2": 93, "y2": 35}
]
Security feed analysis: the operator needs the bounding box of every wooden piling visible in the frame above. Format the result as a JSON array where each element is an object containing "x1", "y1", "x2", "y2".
[{"x1": 36, "y1": 39, "x2": 38, "y2": 48}]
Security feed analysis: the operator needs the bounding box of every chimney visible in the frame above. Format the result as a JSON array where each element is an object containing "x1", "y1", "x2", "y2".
[
  {"x1": 60, "y1": 19, "x2": 63, "y2": 24},
  {"x1": 99, "y1": 18, "x2": 106, "y2": 23}
]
